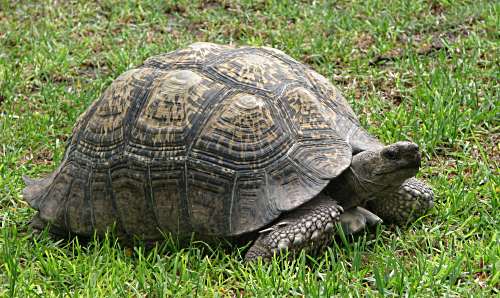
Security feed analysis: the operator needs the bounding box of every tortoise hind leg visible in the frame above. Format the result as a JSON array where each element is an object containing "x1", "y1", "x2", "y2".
[
  {"x1": 29, "y1": 213, "x2": 70, "y2": 238},
  {"x1": 367, "y1": 177, "x2": 434, "y2": 225},
  {"x1": 29, "y1": 213, "x2": 48, "y2": 234},
  {"x1": 245, "y1": 194, "x2": 342, "y2": 261}
]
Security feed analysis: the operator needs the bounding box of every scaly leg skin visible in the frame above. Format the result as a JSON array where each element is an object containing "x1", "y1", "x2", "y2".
[
  {"x1": 244, "y1": 194, "x2": 342, "y2": 262},
  {"x1": 367, "y1": 177, "x2": 434, "y2": 225}
]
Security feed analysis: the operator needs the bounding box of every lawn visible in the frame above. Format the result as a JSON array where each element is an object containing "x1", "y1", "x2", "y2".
[{"x1": 0, "y1": 0, "x2": 498, "y2": 296}]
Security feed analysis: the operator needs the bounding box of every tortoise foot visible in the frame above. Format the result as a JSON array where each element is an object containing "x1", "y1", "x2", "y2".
[
  {"x1": 367, "y1": 177, "x2": 434, "y2": 225},
  {"x1": 339, "y1": 206, "x2": 382, "y2": 235}
]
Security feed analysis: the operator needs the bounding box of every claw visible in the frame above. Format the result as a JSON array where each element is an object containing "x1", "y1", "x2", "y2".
[{"x1": 258, "y1": 227, "x2": 274, "y2": 234}]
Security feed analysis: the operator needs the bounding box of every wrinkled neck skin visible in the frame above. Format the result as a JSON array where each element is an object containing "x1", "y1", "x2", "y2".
[{"x1": 324, "y1": 167, "x2": 394, "y2": 210}]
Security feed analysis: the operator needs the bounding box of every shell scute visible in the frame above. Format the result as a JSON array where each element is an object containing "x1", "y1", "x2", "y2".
[
  {"x1": 76, "y1": 68, "x2": 158, "y2": 162},
  {"x1": 186, "y1": 160, "x2": 233, "y2": 235},
  {"x1": 110, "y1": 164, "x2": 160, "y2": 239},
  {"x1": 144, "y1": 42, "x2": 232, "y2": 68},
  {"x1": 210, "y1": 51, "x2": 299, "y2": 92},
  {"x1": 192, "y1": 92, "x2": 292, "y2": 171}
]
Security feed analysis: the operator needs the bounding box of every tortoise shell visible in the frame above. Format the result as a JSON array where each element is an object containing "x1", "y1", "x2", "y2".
[{"x1": 24, "y1": 42, "x2": 378, "y2": 239}]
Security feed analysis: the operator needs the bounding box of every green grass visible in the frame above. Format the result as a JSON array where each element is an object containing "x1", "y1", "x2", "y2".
[{"x1": 1, "y1": 0, "x2": 498, "y2": 296}]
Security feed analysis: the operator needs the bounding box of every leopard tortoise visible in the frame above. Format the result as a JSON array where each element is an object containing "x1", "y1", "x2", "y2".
[{"x1": 23, "y1": 42, "x2": 434, "y2": 260}]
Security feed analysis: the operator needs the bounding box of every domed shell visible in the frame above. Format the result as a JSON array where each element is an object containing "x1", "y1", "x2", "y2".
[{"x1": 24, "y1": 43, "x2": 361, "y2": 238}]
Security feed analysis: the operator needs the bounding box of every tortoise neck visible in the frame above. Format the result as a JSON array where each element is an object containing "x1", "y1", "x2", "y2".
[{"x1": 324, "y1": 167, "x2": 370, "y2": 209}]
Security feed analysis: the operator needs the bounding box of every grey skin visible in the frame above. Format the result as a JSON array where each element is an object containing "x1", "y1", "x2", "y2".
[{"x1": 244, "y1": 141, "x2": 433, "y2": 261}]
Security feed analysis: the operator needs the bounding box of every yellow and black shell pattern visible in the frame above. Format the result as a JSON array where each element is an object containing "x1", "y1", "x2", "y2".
[{"x1": 23, "y1": 43, "x2": 363, "y2": 238}]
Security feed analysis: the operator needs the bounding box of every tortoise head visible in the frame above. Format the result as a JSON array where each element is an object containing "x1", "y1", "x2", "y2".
[{"x1": 349, "y1": 141, "x2": 421, "y2": 196}]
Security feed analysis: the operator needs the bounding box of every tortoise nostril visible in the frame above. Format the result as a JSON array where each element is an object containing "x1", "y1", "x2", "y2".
[{"x1": 406, "y1": 142, "x2": 419, "y2": 153}]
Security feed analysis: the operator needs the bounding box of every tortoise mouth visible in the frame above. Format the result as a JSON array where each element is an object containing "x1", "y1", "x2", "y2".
[{"x1": 372, "y1": 166, "x2": 419, "y2": 189}]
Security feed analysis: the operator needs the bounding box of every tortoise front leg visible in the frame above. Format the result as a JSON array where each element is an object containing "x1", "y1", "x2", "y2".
[
  {"x1": 245, "y1": 194, "x2": 342, "y2": 261},
  {"x1": 367, "y1": 177, "x2": 434, "y2": 225}
]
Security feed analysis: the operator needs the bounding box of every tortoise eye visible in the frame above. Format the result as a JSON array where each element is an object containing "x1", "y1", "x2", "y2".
[{"x1": 384, "y1": 149, "x2": 398, "y2": 160}]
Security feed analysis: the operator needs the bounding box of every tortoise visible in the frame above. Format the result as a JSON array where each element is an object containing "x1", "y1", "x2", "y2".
[{"x1": 23, "y1": 42, "x2": 434, "y2": 260}]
